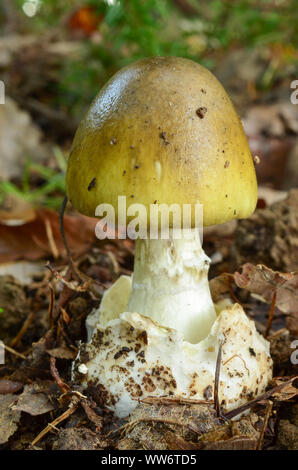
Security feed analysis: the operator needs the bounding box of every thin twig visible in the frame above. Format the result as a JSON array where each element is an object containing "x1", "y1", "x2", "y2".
[
  {"x1": 4, "y1": 344, "x2": 27, "y2": 360},
  {"x1": 31, "y1": 404, "x2": 78, "y2": 446},
  {"x1": 59, "y1": 390, "x2": 87, "y2": 402},
  {"x1": 59, "y1": 196, "x2": 71, "y2": 259},
  {"x1": 225, "y1": 377, "x2": 298, "y2": 420},
  {"x1": 44, "y1": 218, "x2": 59, "y2": 259},
  {"x1": 223, "y1": 354, "x2": 249, "y2": 375},
  {"x1": 9, "y1": 312, "x2": 35, "y2": 348},
  {"x1": 256, "y1": 400, "x2": 273, "y2": 450},
  {"x1": 214, "y1": 340, "x2": 223, "y2": 418},
  {"x1": 265, "y1": 290, "x2": 277, "y2": 338},
  {"x1": 47, "y1": 285, "x2": 55, "y2": 322},
  {"x1": 50, "y1": 357, "x2": 70, "y2": 394}
]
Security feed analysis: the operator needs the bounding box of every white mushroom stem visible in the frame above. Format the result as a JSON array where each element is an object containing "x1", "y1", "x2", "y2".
[{"x1": 127, "y1": 228, "x2": 217, "y2": 344}]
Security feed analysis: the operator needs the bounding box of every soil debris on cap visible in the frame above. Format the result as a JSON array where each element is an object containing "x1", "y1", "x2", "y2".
[
  {"x1": 87, "y1": 178, "x2": 96, "y2": 191},
  {"x1": 196, "y1": 107, "x2": 207, "y2": 119},
  {"x1": 159, "y1": 131, "x2": 169, "y2": 145}
]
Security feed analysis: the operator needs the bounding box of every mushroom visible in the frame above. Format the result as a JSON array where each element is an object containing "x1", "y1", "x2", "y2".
[{"x1": 67, "y1": 57, "x2": 272, "y2": 417}]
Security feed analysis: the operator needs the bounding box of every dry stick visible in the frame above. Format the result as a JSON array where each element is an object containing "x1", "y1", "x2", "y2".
[
  {"x1": 9, "y1": 311, "x2": 35, "y2": 348},
  {"x1": 4, "y1": 344, "x2": 27, "y2": 360},
  {"x1": 44, "y1": 218, "x2": 59, "y2": 259},
  {"x1": 31, "y1": 404, "x2": 79, "y2": 446},
  {"x1": 265, "y1": 290, "x2": 277, "y2": 338},
  {"x1": 214, "y1": 340, "x2": 223, "y2": 418},
  {"x1": 47, "y1": 284, "x2": 55, "y2": 323},
  {"x1": 256, "y1": 400, "x2": 273, "y2": 450},
  {"x1": 50, "y1": 357, "x2": 70, "y2": 394},
  {"x1": 225, "y1": 376, "x2": 298, "y2": 420},
  {"x1": 59, "y1": 196, "x2": 71, "y2": 259}
]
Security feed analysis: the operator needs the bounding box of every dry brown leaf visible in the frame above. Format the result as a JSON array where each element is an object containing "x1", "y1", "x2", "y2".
[
  {"x1": 0, "y1": 380, "x2": 23, "y2": 395},
  {"x1": 0, "y1": 394, "x2": 21, "y2": 444},
  {"x1": 47, "y1": 347, "x2": 77, "y2": 360},
  {"x1": 0, "y1": 194, "x2": 36, "y2": 223},
  {"x1": 0, "y1": 208, "x2": 98, "y2": 263},
  {"x1": 235, "y1": 264, "x2": 298, "y2": 334},
  {"x1": 81, "y1": 400, "x2": 103, "y2": 430},
  {"x1": 235, "y1": 264, "x2": 298, "y2": 313},
  {"x1": 12, "y1": 381, "x2": 57, "y2": 416},
  {"x1": 270, "y1": 377, "x2": 298, "y2": 401}
]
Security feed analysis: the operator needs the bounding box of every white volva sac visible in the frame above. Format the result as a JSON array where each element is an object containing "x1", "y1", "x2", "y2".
[{"x1": 73, "y1": 237, "x2": 273, "y2": 418}]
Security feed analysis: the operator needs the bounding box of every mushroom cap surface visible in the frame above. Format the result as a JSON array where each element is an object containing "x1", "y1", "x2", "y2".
[{"x1": 66, "y1": 56, "x2": 257, "y2": 227}]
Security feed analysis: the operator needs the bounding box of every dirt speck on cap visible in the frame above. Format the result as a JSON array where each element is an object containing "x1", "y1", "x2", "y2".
[
  {"x1": 160, "y1": 131, "x2": 169, "y2": 145},
  {"x1": 196, "y1": 107, "x2": 207, "y2": 119},
  {"x1": 87, "y1": 178, "x2": 96, "y2": 191}
]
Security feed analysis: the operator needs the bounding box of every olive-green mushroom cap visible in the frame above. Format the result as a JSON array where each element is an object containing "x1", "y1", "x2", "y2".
[{"x1": 66, "y1": 56, "x2": 257, "y2": 227}]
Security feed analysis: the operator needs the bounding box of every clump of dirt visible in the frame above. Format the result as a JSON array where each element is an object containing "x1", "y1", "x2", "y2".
[
  {"x1": 276, "y1": 419, "x2": 298, "y2": 450},
  {"x1": 0, "y1": 275, "x2": 28, "y2": 343}
]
